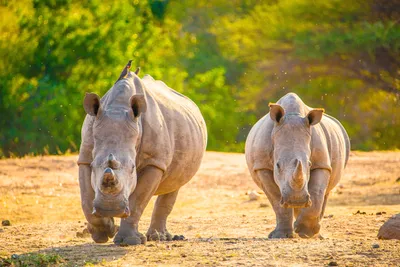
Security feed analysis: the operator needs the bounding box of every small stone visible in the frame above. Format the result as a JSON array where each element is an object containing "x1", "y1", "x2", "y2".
[
  {"x1": 259, "y1": 203, "x2": 269, "y2": 208},
  {"x1": 353, "y1": 210, "x2": 366, "y2": 215},
  {"x1": 378, "y1": 214, "x2": 400, "y2": 240},
  {"x1": 1, "y1": 220, "x2": 11, "y2": 226},
  {"x1": 76, "y1": 227, "x2": 90, "y2": 238},
  {"x1": 181, "y1": 253, "x2": 187, "y2": 258},
  {"x1": 248, "y1": 190, "x2": 261, "y2": 201},
  {"x1": 372, "y1": 243, "x2": 380, "y2": 248},
  {"x1": 11, "y1": 254, "x2": 19, "y2": 260},
  {"x1": 172, "y1": 235, "x2": 185, "y2": 241},
  {"x1": 396, "y1": 177, "x2": 400, "y2": 183},
  {"x1": 328, "y1": 261, "x2": 338, "y2": 266}
]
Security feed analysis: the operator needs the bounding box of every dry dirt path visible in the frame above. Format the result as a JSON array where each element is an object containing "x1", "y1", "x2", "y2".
[{"x1": 0, "y1": 151, "x2": 399, "y2": 266}]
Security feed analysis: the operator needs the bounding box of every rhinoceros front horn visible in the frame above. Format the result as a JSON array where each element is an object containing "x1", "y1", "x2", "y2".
[
  {"x1": 290, "y1": 160, "x2": 305, "y2": 190},
  {"x1": 101, "y1": 167, "x2": 120, "y2": 194},
  {"x1": 108, "y1": 153, "x2": 121, "y2": 169}
]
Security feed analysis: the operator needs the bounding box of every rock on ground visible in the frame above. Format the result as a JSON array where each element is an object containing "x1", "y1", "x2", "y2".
[{"x1": 378, "y1": 214, "x2": 400, "y2": 240}]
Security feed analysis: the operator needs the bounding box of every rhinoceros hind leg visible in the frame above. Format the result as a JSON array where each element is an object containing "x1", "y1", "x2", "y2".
[
  {"x1": 146, "y1": 190, "x2": 180, "y2": 241},
  {"x1": 113, "y1": 166, "x2": 164, "y2": 246}
]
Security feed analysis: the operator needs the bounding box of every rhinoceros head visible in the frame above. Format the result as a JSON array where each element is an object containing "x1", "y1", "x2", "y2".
[
  {"x1": 269, "y1": 103, "x2": 324, "y2": 209},
  {"x1": 82, "y1": 61, "x2": 146, "y2": 218}
]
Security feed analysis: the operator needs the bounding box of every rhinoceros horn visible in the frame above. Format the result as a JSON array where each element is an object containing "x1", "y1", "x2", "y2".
[
  {"x1": 101, "y1": 167, "x2": 120, "y2": 193},
  {"x1": 108, "y1": 153, "x2": 121, "y2": 169},
  {"x1": 290, "y1": 159, "x2": 304, "y2": 190}
]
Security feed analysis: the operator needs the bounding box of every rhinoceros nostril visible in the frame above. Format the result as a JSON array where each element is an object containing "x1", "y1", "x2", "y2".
[
  {"x1": 280, "y1": 198, "x2": 290, "y2": 208},
  {"x1": 122, "y1": 207, "x2": 131, "y2": 218},
  {"x1": 92, "y1": 207, "x2": 101, "y2": 217},
  {"x1": 305, "y1": 195, "x2": 312, "y2": 207}
]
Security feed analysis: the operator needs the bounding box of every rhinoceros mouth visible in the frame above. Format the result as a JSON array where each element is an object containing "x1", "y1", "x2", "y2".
[
  {"x1": 280, "y1": 195, "x2": 312, "y2": 209},
  {"x1": 92, "y1": 206, "x2": 130, "y2": 218}
]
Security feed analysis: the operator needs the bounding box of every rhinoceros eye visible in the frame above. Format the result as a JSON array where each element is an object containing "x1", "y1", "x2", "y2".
[{"x1": 131, "y1": 165, "x2": 136, "y2": 173}]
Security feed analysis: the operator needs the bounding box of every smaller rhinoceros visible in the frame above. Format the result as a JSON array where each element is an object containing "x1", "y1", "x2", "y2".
[
  {"x1": 77, "y1": 61, "x2": 207, "y2": 245},
  {"x1": 245, "y1": 93, "x2": 350, "y2": 238}
]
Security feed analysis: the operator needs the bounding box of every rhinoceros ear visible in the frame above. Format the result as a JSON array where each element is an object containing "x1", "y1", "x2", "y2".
[
  {"x1": 269, "y1": 103, "x2": 285, "y2": 123},
  {"x1": 306, "y1": 108, "x2": 324, "y2": 126},
  {"x1": 83, "y1": 93, "x2": 102, "y2": 116},
  {"x1": 129, "y1": 94, "x2": 147, "y2": 118},
  {"x1": 134, "y1": 67, "x2": 140, "y2": 75}
]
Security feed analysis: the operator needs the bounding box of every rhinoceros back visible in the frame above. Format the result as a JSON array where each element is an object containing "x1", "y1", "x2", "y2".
[{"x1": 138, "y1": 75, "x2": 207, "y2": 195}]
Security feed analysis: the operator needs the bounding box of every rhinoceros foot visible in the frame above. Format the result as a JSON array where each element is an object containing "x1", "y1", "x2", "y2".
[
  {"x1": 114, "y1": 229, "x2": 146, "y2": 246},
  {"x1": 268, "y1": 228, "x2": 294, "y2": 239},
  {"x1": 146, "y1": 228, "x2": 174, "y2": 241},
  {"x1": 294, "y1": 220, "x2": 320, "y2": 238},
  {"x1": 87, "y1": 220, "x2": 118, "y2": 243}
]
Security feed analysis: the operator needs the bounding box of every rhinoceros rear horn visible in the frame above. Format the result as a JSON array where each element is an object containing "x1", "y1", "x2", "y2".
[
  {"x1": 83, "y1": 93, "x2": 102, "y2": 117},
  {"x1": 108, "y1": 153, "x2": 121, "y2": 169}
]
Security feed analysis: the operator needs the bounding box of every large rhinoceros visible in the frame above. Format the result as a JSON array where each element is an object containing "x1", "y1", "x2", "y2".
[
  {"x1": 77, "y1": 61, "x2": 207, "y2": 245},
  {"x1": 245, "y1": 93, "x2": 350, "y2": 238}
]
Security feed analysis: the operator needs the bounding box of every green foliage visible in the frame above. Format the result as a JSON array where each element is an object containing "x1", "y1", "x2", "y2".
[
  {"x1": 212, "y1": 0, "x2": 400, "y2": 150},
  {"x1": 0, "y1": 0, "x2": 399, "y2": 157},
  {"x1": 184, "y1": 68, "x2": 244, "y2": 151},
  {"x1": 0, "y1": 0, "x2": 191, "y2": 156}
]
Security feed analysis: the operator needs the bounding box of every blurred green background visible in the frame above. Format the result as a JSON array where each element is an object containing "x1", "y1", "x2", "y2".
[{"x1": 0, "y1": 0, "x2": 399, "y2": 157}]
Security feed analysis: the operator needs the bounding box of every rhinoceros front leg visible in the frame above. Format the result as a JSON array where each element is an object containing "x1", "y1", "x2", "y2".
[
  {"x1": 146, "y1": 189, "x2": 180, "y2": 241},
  {"x1": 79, "y1": 165, "x2": 118, "y2": 243},
  {"x1": 294, "y1": 169, "x2": 330, "y2": 238},
  {"x1": 256, "y1": 169, "x2": 294, "y2": 238},
  {"x1": 114, "y1": 166, "x2": 163, "y2": 246}
]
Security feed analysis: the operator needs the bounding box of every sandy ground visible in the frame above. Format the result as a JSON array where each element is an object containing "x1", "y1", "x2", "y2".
[{"x1": 0, "y1": 151, "x2": 399, "y2": 266}]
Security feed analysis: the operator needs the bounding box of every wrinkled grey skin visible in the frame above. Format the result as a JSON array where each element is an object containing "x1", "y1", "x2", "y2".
[
  {"x1": 245, "y1": 93, "x2": 350, "y2": 238},
  {"x1": 78, "y1": 64, "x2": 207, "y2": 245}
]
